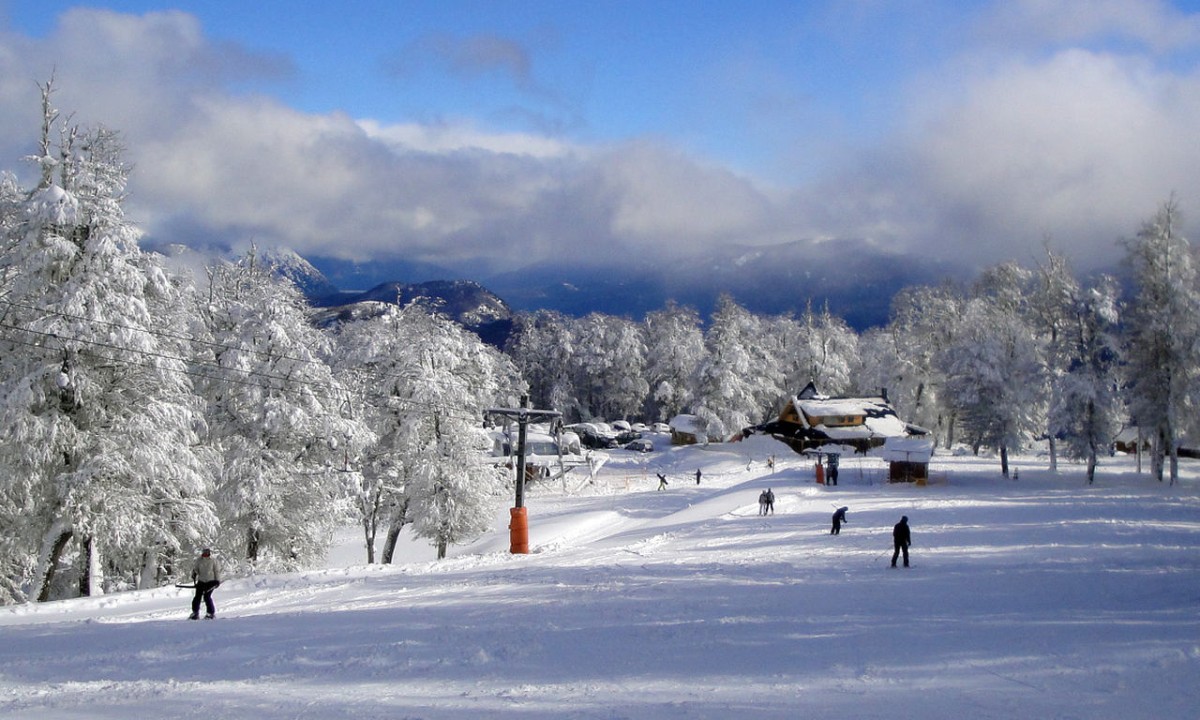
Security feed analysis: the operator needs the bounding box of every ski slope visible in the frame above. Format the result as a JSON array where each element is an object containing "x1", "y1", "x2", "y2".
[{"x1": 1, "y1": 434, "x2": 1198, "y2": 719}]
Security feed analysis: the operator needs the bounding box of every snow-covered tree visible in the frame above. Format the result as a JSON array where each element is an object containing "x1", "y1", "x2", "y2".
[
  {"x1": 939, "y1": 295, "x2": 1045, "y2": 476},
  {"x1": 194, "y1": 249, "x2": 363, "y2": 572},
  {"x1": 1029, "y1": 248, "x2": 1080, "y2": 471},
  {"x1": 778, "y1": 302, "x2": 858, "y2": 397},
  {"x1": 380, "y1": 308, "x2": 518, "y2": 559},
  {"x1": 643, "y1": 302, "x2": 705, "y2": 422},
  {"x1": 856, "y1": 283, "x2": 964, "y2": 446},
  {"x1": 0, "y1": 83, "x2": 216, "y2": 603},
  {"x1": 692, "y1": 295, "x2": 769, "y2": 438},
  {"x1": 506, "y1": 310, "x2": 579, "y2": 420},
  {"x1": 1121, "y1": 198, "x2": 1200, "y2": 484},
  {"x1": 572, "y1": 314, "x2": 649, "y2": 421},
  {"x1": 1048, "y1": 277, "x2": 1124, "y2": 483},
  {"x1": 331, "y1": 303, "x2": 522, "y2": 562}
]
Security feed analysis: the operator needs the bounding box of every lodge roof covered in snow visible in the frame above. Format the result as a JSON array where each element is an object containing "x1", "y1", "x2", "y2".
[{"x1": 753, "y1": 381, "x2": 924, "y2": 453}]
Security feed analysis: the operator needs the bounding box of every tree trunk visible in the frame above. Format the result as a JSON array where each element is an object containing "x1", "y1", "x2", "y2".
[
  {"x1": 35, "y1": 525, "x2": 74, "y2": 603},
  {"x1": 1000, "y1": 445, "x2": 1010, "y2": 478},
  {"x1": 1152, "y1": 429, "x2": 1165, "y2": 482},
  {"x1": 1048, "y1": 436, "x2": 1058, "y2": 472},
  {"x1": 363, "y1": 518, "x2": 376, "y2": 564},
  {"x1": 381, "y1": 498, "x2": 410, "y2": 564},
  {"x1": 381, "y1": 519, "x2": 405, "y2": 564},
  {"x1": 79, "y1": 535, "x2": 101, "y2": 597},
  {"x1": 138, "y1": 549, "x2": 157, "y2": 590},
  {"x1": 247, "y1": 527, "x2": 260, "y2": 563},
  {"x1": 436, "y1": 539, "x2": 448, "y2": 560}
]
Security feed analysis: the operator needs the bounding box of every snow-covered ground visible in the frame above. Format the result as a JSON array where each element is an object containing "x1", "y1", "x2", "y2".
[{"x1": 2, "y1": 434, "x2": 1198, "y2": 719}]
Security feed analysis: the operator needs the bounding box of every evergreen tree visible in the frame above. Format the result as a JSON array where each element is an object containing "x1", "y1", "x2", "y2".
[{"x1": 0, "y1": 83, "x2": 216, "y2": 603}]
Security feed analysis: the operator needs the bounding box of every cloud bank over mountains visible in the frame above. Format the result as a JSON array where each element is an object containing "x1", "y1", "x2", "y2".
[{"x1": 1, "y1": 3, "x2": 1199, "y2": 290}]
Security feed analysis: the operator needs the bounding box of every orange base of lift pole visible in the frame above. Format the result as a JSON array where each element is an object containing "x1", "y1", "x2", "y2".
[{"x1": 509, "y1": 506, "x2": 529, "y2": 554}]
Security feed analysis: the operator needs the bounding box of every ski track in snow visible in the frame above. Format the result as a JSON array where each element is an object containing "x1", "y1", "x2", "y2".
[{"x1": 1, "y1": 436, "x2": 1199, "y2": 719}]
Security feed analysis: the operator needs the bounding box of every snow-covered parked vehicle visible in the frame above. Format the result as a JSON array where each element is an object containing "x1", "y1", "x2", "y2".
[
  {"x1": 487, "y1": 424, "x2": 599, "y2": 481},
  {"x1": 623, "y1": 438, "x2": 654, "y2": 453}
]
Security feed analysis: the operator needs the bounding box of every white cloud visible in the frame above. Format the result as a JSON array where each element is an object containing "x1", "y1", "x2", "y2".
[
  {"x1": 979, "y1": 0, "x2": 1200, "y2": 53},
  {"x1": 1, "y1": 5, "x2": 1200, "y2": 285},
  {"x1": 855, "y1": 47, "x2": 1200, "y2": 269},
  {"x1": 357, "y1": 119, "x2": 577, "y2": 159}
]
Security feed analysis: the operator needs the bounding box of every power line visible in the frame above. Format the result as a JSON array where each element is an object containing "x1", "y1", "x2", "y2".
[
  {"x1": 0, "y1": 297, "x2": 521, "y2": 405},
  {"x1": 0, "y1": 321, "x2": 501, "y2": 427}
]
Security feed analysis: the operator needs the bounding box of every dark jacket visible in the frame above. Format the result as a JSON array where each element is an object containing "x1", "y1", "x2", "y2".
[{"x1": 893, "y1": 518, "x2": 910, "y2": 547}]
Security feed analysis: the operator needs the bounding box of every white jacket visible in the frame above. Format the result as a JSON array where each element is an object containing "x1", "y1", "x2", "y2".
[{"x1": 192, "y1": 555, "x2": 220, "y2": 584}]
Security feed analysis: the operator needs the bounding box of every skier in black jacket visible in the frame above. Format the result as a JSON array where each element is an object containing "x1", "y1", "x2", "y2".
[
  {"x1": 891, "y1": 516, "x2": 911, "y2": 567},
  {"x1": 831, "y1": 506, "x2": 848, "y2": 535}
]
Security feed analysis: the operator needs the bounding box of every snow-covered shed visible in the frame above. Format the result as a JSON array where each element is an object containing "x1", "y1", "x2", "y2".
[
  {"x1": 882, "y1": 437, "x2": 935, "y2": 483},
  {"x1": 1113, "y1": 426, "x2": 1150, "y2": 454},
  {"x1": 669, "y1": 414, "x2": 722, "y2": 445},
  {"x1": 754, "y1": 381, "x2": 924, "y2": 454}
]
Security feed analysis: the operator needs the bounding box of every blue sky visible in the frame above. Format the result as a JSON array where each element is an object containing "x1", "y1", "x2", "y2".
[
  {"x1": 8, "y1": 0, "x2": 949, "y2": 181},
  {"x1": 2, "y1": 1, "x2": 1200, "y2": 277}
]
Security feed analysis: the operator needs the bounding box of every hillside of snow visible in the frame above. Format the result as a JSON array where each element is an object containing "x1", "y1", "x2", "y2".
[{"x1": 1, "y1": 434, "x2": 1198, "y2": 719}]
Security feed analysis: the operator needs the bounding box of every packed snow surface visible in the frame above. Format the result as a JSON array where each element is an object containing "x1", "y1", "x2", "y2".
[{"x1": 1, "y1": 434, "x2": 1198, "y2": 719}]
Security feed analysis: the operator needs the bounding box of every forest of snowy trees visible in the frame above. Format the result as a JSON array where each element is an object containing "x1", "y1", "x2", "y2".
[{"x1": 1, "y1": 86, "x2": 1198, "y2": 605}]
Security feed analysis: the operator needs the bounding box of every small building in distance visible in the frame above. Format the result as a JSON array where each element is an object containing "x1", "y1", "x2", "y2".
[
  {"x1": 753, "y1": 381, "x2": 927, "y2": 455},
  {"x1": 669, "y1": 414, "x2": 725, "y2": 445},
  {"x1": 882, "y1": 436, "x2": 935, "y2": 483}
]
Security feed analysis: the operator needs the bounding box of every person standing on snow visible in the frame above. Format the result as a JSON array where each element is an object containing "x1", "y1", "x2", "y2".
[
  {"x1": 695, "y1": 469, "x2": 702, "y2": 485},
  {"x1": 891, "y1": 516, "x2": 911, "y2": 568},
  {"x1": 764, "y1": 488, "x2": 775, "y2": 515},
  {"x1": 657, "y1": 473, "x2": 669, "y2": 491},
  {"x1": 758, "y1": 490, "x2": 769, "y2": 515},
  {"x1": 831, "y1": 506, "x2": 848, "y2": 535},
  {"x1": 826, "y1": 454, "x2": 840, "y2": 486},
  {"x1": 189, "y1": 548, "x2": 222, "y2": 619}
]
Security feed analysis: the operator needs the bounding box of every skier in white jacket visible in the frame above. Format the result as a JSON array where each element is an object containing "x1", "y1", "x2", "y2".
[{"x1": 189, "y1": 548, "x2": 221, "y2": 619}]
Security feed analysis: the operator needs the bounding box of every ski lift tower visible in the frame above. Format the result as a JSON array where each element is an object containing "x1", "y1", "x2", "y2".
[{"x1": 487, "y1": 395, "x2": 561, "y2": 554}]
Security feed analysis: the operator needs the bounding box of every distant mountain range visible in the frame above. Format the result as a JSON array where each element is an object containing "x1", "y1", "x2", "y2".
[
  {"x1": 161, "y1": 240, "x2": 973, "y2": 349},
  {"x1": 303, "y1": 238, "x2": 970, "y2": 335}
]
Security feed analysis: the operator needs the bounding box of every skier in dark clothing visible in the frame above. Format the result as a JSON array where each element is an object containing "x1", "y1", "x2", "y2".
[
  {"x1": 763, "y1": 488, "x2": 775, "y2": 515},
  {"x1": 891, "y1": 516, "x2": 911, "y2": 567},
  {"x1": 831, "y1": 506, "x2": 848, "y2": 535},
  {"x1": 826, "y1": 454, "x2": 839, "y2": 486},
  {"x1": 657, "y1": 473, "x2": 669, "y2": 491},
  {"x1": 695, "y1": 469, "x2": 702, "y2": 485},
  {"x1": 189, "y1": 548, "x2": 221, "y2": 619}
]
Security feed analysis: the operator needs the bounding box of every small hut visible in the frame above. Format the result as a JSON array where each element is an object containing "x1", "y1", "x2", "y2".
[
  {"x1": 669, "y1": 414, "x2": 713, "y2": 445},
  {"x1": 882, "y1": 437, "x2": 934, "y2": 483}
]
